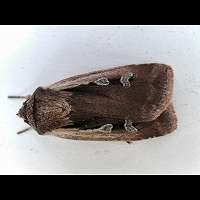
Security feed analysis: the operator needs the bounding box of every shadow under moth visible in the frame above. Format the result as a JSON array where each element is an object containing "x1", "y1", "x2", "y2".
[{"x1": 10, "y1": 63, "x2": 177, "y2": 142}]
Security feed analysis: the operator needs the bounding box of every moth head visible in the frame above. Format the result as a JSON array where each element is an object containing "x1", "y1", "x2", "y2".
[
  {"x1": 17, "y1": 87, "x2": 72, "y2": 134},
  {"x1": 17, "y1": 95, "x2": 36, "y2": 130}
]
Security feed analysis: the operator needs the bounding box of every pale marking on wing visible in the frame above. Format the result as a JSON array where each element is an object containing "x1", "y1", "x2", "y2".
[
  {"x1": 120, "y1": 72, "x2": 134, "y2": 87},
  {"x1": 124, "y1": 120, "x2": 138, "y2": 133},
  {"x1": 94, "y1": 77, "x2": 110, "y2": 86},
  {"x1": 79, "y1": 124, "x2": 113, "y2": 133}
]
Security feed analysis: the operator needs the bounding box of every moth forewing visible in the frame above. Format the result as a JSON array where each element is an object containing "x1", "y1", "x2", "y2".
[
  {"x1": 46, "y1": 104, "x2": 177, "y2": 141},
  {"x1": 47, "y1": 64, "x2": 136, "y2": 90},
  {"x1": 47, "y1": 63, "x2": 174, "y2": 122}
]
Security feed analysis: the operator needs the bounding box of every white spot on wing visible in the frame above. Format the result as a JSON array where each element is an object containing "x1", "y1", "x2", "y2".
[
  {"x1": 94, "y1": 77, "x2": 110, "y2": 86},
  {"x1": 96, "y1": 124, "x2": 113, "y2": 133},
  {"x1": 124, "y1": 120, "x2": 138, "y2": 133},
  {"x1": 120, "y1": 73, "x2": 134, "y2": 87}
]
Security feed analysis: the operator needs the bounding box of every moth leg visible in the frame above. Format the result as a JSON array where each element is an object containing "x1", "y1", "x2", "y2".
[
  {"x1": 17, "y1": 127, "x2": 32, "y2": 134},
  {"x1": 120, "y1": 72, "x2": 134, "y2": 87},
  {"x1": 124, "y1": 119, "x2": 138, "y2": 133},
  {"x1": 94, "y1": 77, "x2": 110, "y2": 86},
  {"x1": 95, "y1": 124, "x2": 113, "y2": 133},
  {"x1": 8, "y1": 95, "x2": 31, "y2": 99}
]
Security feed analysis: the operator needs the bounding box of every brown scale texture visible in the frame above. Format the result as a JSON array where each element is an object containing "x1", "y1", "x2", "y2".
[
  {"x1": 17, "y1": 63, "x2": 177, "y2": 141},
  {"x1": 50, "y1": 104, "x2": 177, "y2": 141}
]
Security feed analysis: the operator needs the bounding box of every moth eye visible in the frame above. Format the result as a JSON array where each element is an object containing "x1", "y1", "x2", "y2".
[
  {"x1": 96, "y1": 124, "x2": 113, "y2": 133},
  {"x1": 124, "y1": 120, "x2": 138, "y2": 133},
  {"x1": 120, "y1": 72, "x2": 134, "y2": 87},
  {"x1": 94, "y1": 77, "x2": 110, "y2": 86}
]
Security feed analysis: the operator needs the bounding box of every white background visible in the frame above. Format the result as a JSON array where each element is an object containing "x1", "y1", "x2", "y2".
[{"x1": 0, "y1": 25, "x2": 200, "y2": 174}]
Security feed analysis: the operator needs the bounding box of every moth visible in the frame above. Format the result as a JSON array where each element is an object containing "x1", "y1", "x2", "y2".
[{"x1": 10, "y1": 63, "x2": 177, "y2": 142}]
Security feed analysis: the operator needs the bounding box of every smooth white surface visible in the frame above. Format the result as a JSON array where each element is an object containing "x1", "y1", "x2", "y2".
[{"x1": 0, "y1": 25, "x2": 200, "y2": 174}]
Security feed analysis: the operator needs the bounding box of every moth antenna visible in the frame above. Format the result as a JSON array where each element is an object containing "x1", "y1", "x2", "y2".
[
  {"x1": 17, "y1": 127, "x2": 32, "y2": 134},
  {"x1": 8, "y1": 95, "x2": 31, "y2": 99}
]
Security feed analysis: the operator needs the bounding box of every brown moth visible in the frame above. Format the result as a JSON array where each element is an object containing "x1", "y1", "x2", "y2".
[{"x1": 12, "y1": 63, "x2": 177, "y2": 142}]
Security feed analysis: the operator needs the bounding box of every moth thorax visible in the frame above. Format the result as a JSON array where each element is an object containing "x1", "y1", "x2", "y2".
[{"x1": 17, "y1": 87, "x2": 72, "y2": 134}]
